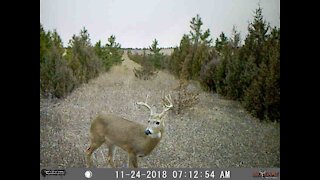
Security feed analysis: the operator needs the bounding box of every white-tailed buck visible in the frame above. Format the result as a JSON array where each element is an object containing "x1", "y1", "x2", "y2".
[{"x1": 86, "y1": 95, "x2": 173, "y2": 168}]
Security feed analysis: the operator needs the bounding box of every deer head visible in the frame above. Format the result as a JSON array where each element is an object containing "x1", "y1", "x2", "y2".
[{"x1": 136, "y1": 94, "x2": 173, "y2": 138}]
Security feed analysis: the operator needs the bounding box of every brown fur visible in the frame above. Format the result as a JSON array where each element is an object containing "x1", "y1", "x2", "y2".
[
  {"x1": 86, "y1": 95, "x2": 173, "y2": 168},
  {"x1": 86, "y1": 113, "x2": 163, "y2": 168}
]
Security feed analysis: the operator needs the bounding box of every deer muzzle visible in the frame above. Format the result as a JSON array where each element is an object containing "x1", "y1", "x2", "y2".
[{"x1": 145, "y1": 129, "x2": 152, "y2": 135}]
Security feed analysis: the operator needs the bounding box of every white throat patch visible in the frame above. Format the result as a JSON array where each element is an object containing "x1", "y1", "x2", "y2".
[{"x1": 149, "y1": 131, "x2": 161, "y2": 138}]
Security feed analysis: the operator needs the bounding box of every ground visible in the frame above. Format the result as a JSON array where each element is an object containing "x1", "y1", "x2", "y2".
[{"x1": 40, "y1": 51, "x2": 280, "y2": 168}]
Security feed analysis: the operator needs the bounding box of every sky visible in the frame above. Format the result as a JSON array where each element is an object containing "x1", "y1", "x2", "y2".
[{"x1": 40, "y1": 0, "x2": 280, "y2": 48}]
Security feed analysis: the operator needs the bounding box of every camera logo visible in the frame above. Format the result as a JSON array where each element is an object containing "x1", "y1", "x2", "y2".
[
  {"x1": 252, "y1": 169, "x2": 280, "y2": 178},
  {"x1": 41, "y1": 169, "x2": 66, "y2": 177}
]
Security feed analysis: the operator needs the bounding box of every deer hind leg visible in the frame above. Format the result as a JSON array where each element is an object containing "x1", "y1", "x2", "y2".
[
  {"x1": 86, "y1": 137, "x2": 105, "y2": 168},
  {"x1": 106, "y1": 144, "x2": 116, "y2": 168},
  {"x1": 128, "y1": 152, "x2": 138, "y2": 168}
]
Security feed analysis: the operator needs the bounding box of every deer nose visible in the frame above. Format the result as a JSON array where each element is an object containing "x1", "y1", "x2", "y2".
[{"x1": 145, "y1": 129, "x2": 151, "y2": 135}]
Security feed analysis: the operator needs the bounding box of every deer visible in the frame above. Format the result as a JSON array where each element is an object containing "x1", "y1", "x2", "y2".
[{"x1": 86, "y1": 94, "x2": 173, "y2": 168}]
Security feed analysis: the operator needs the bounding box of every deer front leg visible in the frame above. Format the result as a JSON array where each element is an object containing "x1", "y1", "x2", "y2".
[
  {"x1": 107, "y1": 144, "x2": 116, "y2": 168},
  {"x1": 128, "y1": 152, "x2": 138, "y2": 168},
  {"x1": 86, "y1": 141, "x2": 104, "y2": 168},
  {"x1": 86, "y1": 149, "x2": 93, "y2": 168}
]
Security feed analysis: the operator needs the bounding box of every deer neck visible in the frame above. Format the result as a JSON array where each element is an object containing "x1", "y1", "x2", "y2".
[
  {"x1": 135, "y1": 124, "x2": 164, "y2": 155},
  {"x1": 141, "y1": 131, "x2": 162, "y2": 156}
]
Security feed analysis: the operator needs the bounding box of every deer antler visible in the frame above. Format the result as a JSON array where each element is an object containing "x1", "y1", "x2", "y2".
[
  {"x1": 136, "y1": 94, "x2": 154, "y2": 115},
  {"x1": 159, "y1": 94, "x2": 173, "y2": 118}
]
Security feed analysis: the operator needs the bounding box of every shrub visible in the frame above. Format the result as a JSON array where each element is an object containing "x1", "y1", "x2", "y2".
[
  {"x1": 40, "y1": 26, "x2": 76, "y2": 98},
  {"x1": 66, "y1": 28, "x2": 103, "y2": 84},
  {"x1": 40, "y1": 25, "x2": 123, "y2": 98},
  {"x1": 199, "y1": 50, "x2": 219, "y2": 92},
  {"x1": 129, "y1": 51, "x2": 158, "y2": 80},
  {"x1": 164, "y1": 8, "x2": 280, "y2": 121},
  {"x1": 129, "y1": 39, "x2": 165, "y2": 80},
  {"x1": 173, "y1": 80, "x2": 199, "y2": 115}
]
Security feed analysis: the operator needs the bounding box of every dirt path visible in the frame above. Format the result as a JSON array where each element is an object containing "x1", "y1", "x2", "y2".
[{"x1": 40, "y1": 52, "x2": 280, "y2": 168}]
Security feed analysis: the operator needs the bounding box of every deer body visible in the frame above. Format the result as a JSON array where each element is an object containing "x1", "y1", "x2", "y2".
[
  {"x1": 91, "y1": 113, "x2": 162, "y2": 156},
  {"x1": 86, "y1": 95, "x2": 173, "y2": 168}
]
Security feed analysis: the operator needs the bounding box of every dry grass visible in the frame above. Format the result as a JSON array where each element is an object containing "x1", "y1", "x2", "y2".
[{"x1": 40, "y1": 52, "x2": 279, "y2": 168}]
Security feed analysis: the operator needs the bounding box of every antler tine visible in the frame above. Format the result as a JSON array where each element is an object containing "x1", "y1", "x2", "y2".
[
  {"x1": 136, "y1": 94, "x2": 154, "y2": 115},
  {"x1": 164, "y1": 94, "x2": 173, "y2": 108},
  {"x1": 159, "y1": 94, "x2": 173, "y2": 118},
  {"x1": 145, "y1": 94, "x2": 149, "y2": 103}
]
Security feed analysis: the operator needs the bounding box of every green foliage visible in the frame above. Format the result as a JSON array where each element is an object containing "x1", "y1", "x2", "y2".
[
  {"x1": 40, "y1": 24, "x2": 123, "y2": 98},
  {"x1": 40, "y1": 6, "x2": 280, "y2": 121},
  {"x1": 264, "y1": 27, "x2": 280, "y2": 121},
  {"x1": 212, "y1": 7, "x2": 280, "y2": 121},
  {"x1": 239, "y1": 7, "x2": 280, "y2": 121},
  {"x1": 128, "y1": 39, "x2": 167, "y2": 80},
  {"x1": 129, "y1": 50, "x2": 158, "y2": 80},
  {"x1": 214, "y1": 28, "x2": 243, "y2": 98},
  {"x1": 149, "y1": 39, "x2": 165, "y2": 69},
  {"x1": 168, "y1": 15, "x2": 212, "y2": 81},
  {"x1": 187, "y1": 14, "x2": 212, "y2": 80},
  {"x1": 40, "y1": 25, "x2": 76, "y2": 98},
  {"x1": 242, "y1": 26, "x2": 280, "y2": 121},
  {"x1": 168, "y1": 35, "x2": 192, "y2": 78},
  {"x1": 150, "y1": 39, "x2": 160, "y2": 54},
  {"x1": 42, "y1": 46, "x2": 76, "y2": 98},
  {"x1": 191, "y1": 43, "x2": 211, "y2": 79},
  {"x1": 106, "y1": 35, "x2": 123, "y2": 66},
  {"x1": 94, "y1": 35, "x2": 123, "y2": 71},
  {"x1": 40, "y1": 24, "x2": 51, "y2": 64},
  {"x1": 127, "y1": 50, "x2": 143, "y2": 64},
  {"x1": 165, "y1": 8, "x2": 280, "y2": 121},
  {"x1": 199, "y1": 50, "x2": 219, "y2": 91},
  {"x1": 66, "y1": 27, "x2": 103, "y2": 84},
  {"x1": 215, "y1": 32, "x2": 228, "y2": 54},
  {"x1": 242, "y1": 62, "x2": 267, "y2": 119}
]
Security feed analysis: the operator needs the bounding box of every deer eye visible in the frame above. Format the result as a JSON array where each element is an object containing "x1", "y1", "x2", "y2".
[
  {"x1": 148, "y1": 120, "x2": 150, "y2": 123},
  {"x1": 156, "y1": 121, "x2": 160, "y2": 125}
]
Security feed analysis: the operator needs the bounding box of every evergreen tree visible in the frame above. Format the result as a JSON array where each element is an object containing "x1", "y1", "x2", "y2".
[
  {"x1": 243, "y1": 6, "x2": 270, "y2": 66},
  {"x1": 149, "y1": 39, "x2": 164, "y2": 69},
  {"x1": 94, "y1": 40, "x2": 103, "y2": 59},
  {"x1": 264, "y1": 27, "x2": 280, "y2": 121},
  {"x1": 149, "y1": 39, "x2": 161, "y2": 54},
  {"x1": 186, "y1": 14, "x2": 212, "y2": 79},
  {"x1": 40, "y1": 24, "x2": 123, "y2": 98},
  {"x1": 214, "y1": 32, "x2": 229, "y2": 95},
  {"x1": 199, "y1": 49, "x2": 219, "y2": 91},
  {"x1": 169, "y1": 34, "x2": 192, "y2": 78},
  {"x1": 67, "y1": 27, "x2": 102, "y2": 84},
  {"x1": 40, "y1": 24, "x2": 75, "y2": 97},
  {"x1": 40, "y1": 24, "x2": 52, "y2": 63},
  {"x1": 103, "y1": 35, "x2": 123, "y2": 71},
  {"x1": 215, "y1": 32, "x2": 228, "y2": 55},
  {"x1": 224, "y1": 26, "x2": 243, "y2": 99},
  {"x1": 240, "y1": 6, "x2": 279, "y2": 121}
]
